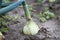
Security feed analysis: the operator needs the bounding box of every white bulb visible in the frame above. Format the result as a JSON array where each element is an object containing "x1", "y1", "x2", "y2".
[
  {"x1": 23, "y1": 20, "x2": 40, "y2": 35},
  {"x1": 0, "y1": 32, "x2": 4, "y2": 40}
]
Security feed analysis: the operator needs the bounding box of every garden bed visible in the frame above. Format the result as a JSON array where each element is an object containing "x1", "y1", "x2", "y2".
[{"x1": 1, "y1": 0, "x2": 60, "y2": 40}]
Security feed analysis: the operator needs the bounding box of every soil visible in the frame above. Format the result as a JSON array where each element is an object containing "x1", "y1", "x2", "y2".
[{"x1": 2, "y1": 0, "x2": 60, "y2": 40}]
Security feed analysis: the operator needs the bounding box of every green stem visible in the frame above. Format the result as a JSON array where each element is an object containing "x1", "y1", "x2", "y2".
[{"x1": 22, "y1": 1, "x2": 31, "y2": 21}]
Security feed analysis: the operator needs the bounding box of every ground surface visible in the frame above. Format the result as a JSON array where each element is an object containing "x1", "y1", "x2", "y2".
[{"x1": 3, "y1": 0, "x2": 60, "y2": 40}]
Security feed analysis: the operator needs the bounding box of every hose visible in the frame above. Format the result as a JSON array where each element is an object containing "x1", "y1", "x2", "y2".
[{"x1": 0, "y1": 0, "x2": 25, "y2": 14}]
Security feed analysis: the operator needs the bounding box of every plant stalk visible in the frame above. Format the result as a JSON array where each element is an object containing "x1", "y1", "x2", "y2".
[{"x1": 22, "y1": 1, "x2": 31, "y2": 21}]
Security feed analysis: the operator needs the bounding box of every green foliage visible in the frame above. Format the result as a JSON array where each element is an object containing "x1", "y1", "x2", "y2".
[
  {"x1": 3, "y1": 0, "x2": 10, "y2": 3},
  {"x1": 37, "y1": 0, "x2": 56, "y2": 4},
  {"x1": 46, "y1": 16, "x2": 50, "y2": 20},
  {"x1": 39, "y1": 17, "x2": 47, "y2": 22},
  {"x1": 37, "y1": 0, "x2": 43, "y2": 5},
  {"x1": 0, "y1": 15, "x2": 13, "y2": 25},
  {"x1": 0, "y1": 15, "x2": 10, "y2": 32},
  {"x1": 35, "y1": 7, "x2": 55, "y2": 22},
  {"x1": 0, "y1": 27, "x2": 8, "y2": 32},
  {"x1": 0, "y1": 14, "x2": 20, "y2": 33},
  {"x1": 49, "y1": 0, "x2": 56, "y2": 2},
  {"x1": 0, "y1": 15, "x2": 20, "y2": 32},
  {"x1": 44, "y1": 11, "x2": 55, "y2": 18}
]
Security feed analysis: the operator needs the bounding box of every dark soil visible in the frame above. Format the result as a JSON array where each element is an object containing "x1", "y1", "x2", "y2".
[{"x1": 2, "y1": 0, "x2": 60, "y2": 40}]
